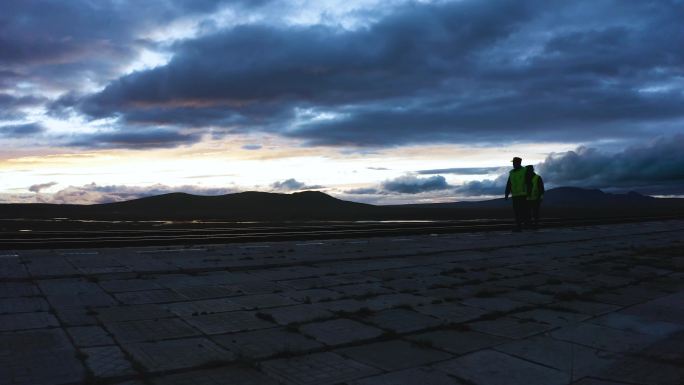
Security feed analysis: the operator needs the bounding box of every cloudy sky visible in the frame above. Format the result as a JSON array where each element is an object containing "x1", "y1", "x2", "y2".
[{"x1": 1, "y1": 0, "x2": 683, "y2": 204}]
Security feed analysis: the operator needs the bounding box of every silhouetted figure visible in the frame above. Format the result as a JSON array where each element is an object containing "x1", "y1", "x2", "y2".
[
  {"x1": 525, "y1": 165, "x2": 545, "y2": 228},
  {"x1": 505, "y1": 157, "x2": 528, "y2": 231}
]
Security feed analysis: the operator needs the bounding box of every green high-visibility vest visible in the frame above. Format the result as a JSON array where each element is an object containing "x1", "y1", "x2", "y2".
[
  {"x1": 528, "y1": 174, "x2": 543, "y2": 201},
  {"x1": 509, "y1": 167, "x2": 527, "y2": 197}
]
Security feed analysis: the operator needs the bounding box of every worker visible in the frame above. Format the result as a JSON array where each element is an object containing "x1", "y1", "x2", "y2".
[
  {"x1": 525, "y1": 165, "x2": 545, "y2": 228},
  {"x1": 504, "y1": 157, "x2": 528, "y2": 231}
]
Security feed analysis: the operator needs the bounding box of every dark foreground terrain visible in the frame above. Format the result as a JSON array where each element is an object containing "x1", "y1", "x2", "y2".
[{"x1": 1, "y1": 220, "x2": 683, "y2": 384}]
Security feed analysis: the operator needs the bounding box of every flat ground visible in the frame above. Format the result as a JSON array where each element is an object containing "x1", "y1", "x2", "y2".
[{"x1": 1, "y1": 220, "x2": 683, "y2": 385}]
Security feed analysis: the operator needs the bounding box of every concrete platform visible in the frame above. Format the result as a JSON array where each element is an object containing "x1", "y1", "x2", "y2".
[{"x1": 1, "y1": 220, "x2": 683, "y2": 384}]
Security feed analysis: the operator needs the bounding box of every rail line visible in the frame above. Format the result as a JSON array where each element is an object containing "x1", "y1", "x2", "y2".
[{"x1": 0, "y1": 215, "x2": 681, "y2": 249}]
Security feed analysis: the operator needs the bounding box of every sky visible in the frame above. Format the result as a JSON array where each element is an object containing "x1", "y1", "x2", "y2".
[{"x1": 1, "y1": 0, "x2": 683, "y2": 205}]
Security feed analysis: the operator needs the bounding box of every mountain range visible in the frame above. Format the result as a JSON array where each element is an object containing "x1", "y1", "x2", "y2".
[{"x1": 1, "y1": 187, "x2": 682, "y2": 221}]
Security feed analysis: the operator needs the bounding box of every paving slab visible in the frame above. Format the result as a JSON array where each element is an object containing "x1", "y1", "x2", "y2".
[
  {"x1": 182, "y1": 310, "x2": 275, "y2": 335},
  {"x1": 115, "y1": 289, "x2": 187, "y2": 304},
  {"x1": 0, "y1": 311, "x2": 59, "y2": 331},
  {"x1": 212, "y1": 327, "x2": 323, "y2": 359},
  {"x1": 337, "y1": 339, "x2": 452, "y2": 371},
  {"x1": 151, "y1": 366, "x2": 280, "y2": 385},
  {"x1": 551, "y1": 323, "x2": 660, "y2": 353},
  {"x1": 171, "y1": 285, "x2": 237, "y2": 300},
  {"x1": 123, "y1": 337, "x2": 234, "y2": 372},
  {"x1": 0, "y1": 282, "x2": 40, "y2": 298},
  {"x1": 349, "y1": 366, "x2": 462, "y2": 385},
  {"x1": 494, "y1": 335, "x2": 619, "y2": 380},
  {"x1": 299, "y1": 318, "x2": 384, "y2": 346},
  {"x1": 512, "y1": 308, "x2": 591, "y2": 327},
  {"x1": 257, "y1": 303, "x2": 334, "y2": 325},
  {"x1": 433, "y1": 349, "x2": 568, "y2": 385},
  {"x1": 67, "y1": 325, "x2": 115, "y2": 347},
  {"x1": 595, "y1": 356, "x2": 684, "y2": 385},
  {"x1": 554, "y1": 300, "x2": 622, "y2": 316},
  {"x1": 407, "y1": 329, "x2": 511, "y2": 355},
  {"x1": 460, "y1": 297, "x2": 529, "y2": 312},
  {"x1": 414, "y1": 303, "x2": 488, "y2": 324},
  {"x1": 104, "y1": 317, "x2": 201, "y2": 342},
  {"x1": 365, "y1": 308, "x2": 443, "y2": 333},
  {"x1": 232, "y1": 293, "x2": 299, "y2": 309},
  {"x1": 96, "y1": 304, "x2": 174, "y2": 322},
  {"x1": 283, "y1": 288, "x2": 344, "y2": 302},
  {"x1": 589, "y1": 312, "x2": 684, "y2": 337},
  {"x1": 164, "y1": 298, "x2": 242, "y2": 316},
  {"x1": 261, "y1": 351, "x2": 381, "y2": 385},
  {"x1": 468, "y1": 316, "x2": 554, "y2": 339},
  {"x1": 0, "y1": 329, "x2": 73, "y2": 354},
  {"x1": 0, "y1": 349, "x2": 86, "y2": 385},
  {"x1": 99, "y1": 279, "x2": 163, "y2": 293},
  {"x1": 82, "y1": 345, "x2": 137, "y2": 379},
  {"x1": 0, "y1": 297, "x2": 49, "y2": 314}
]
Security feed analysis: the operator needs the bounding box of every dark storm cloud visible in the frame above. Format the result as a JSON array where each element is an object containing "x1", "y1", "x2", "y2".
[
  {"x1": 417, "y1": 167, "x2": 502, "y2": 175},
  {"x1": 0, "y1": 93, "x2": 45, "y2": 120},
  {"x1": 28, "y1": 181, "x2": 58, "y2": 193},
  {"x1": 72, "y1": 0, "x2": 534, "y2": 125},
  {"x1": 65, "y1": 128, "x2": 201, "y2": 149},
  {"x1": 344, "y1": 187, "x2": 379, "y2": 195},
  {"x1": 0, "y1": 122, "x2": 45, "y2": 137},
  {"x1": 0, "y1": 0, "x2": 269, "y2": 92},
  {"x1": 242, "y1": 144, "x2": 262, "y2": 150},
  {"x1": 381, "y1": 175, "x2": 451, "y2": 194},
  {"x1": 452, "y1": 175, "x2": 508, "y2": 197},
  {"x1": 65, "y1": 0, "x2": 684, "y2": 148},
  {"x1": 537, "y1": 135, "x2": 684, "y2": 194},
  {"x1": 271, "y1": 178, "x2": 323, "y2": 192}
]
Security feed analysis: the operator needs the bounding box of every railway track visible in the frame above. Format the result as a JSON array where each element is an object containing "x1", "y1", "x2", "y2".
[{"x1": 0, "y1": 215, "x2": 681, "y2": 249}]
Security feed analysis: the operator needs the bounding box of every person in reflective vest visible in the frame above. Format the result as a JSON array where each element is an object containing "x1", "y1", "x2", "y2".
[
  {"x1": 504, "y1": 157, "x2": 528, "y2": 231},
  {"x1": 525, "y1": 165, "x2": 545, "y2": 228}
]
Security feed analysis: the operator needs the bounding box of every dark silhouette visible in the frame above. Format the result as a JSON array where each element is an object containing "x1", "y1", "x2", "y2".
[
  {"x1": 525, "y1": 165, "x2": 545, "y2": 228},
  {"x1": 504, "y1": 156, "x2": 528, "y2": 231}
]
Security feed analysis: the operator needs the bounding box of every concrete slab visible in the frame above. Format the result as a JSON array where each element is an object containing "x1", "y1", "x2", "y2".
[
  {"x1": 182, "y1": 311, "x2": 275, "y2": 335},
  {"x1": 414, "y1": 303, "x2": 488, "y2": 324},
  {"x1": 261, "y1": 352, "x2": 381, "y2": 385},
  {"x1": 461, "y1": 297, "x2": 529, "y2": 312},
  {"x1": 407, "y1": 329, "x2": 511, "y2": 355},
  {"x1": 589, "y1": 312, "x2": 684, "y2": 337},
  {"x1": 257, "y1": 303, "x2": 334, "y2": 325},
  {"x1": 349, "y1": 366, "x2": 462, "y2": 385},
  {"x1": 468, "y1": 317, "x2": 554, "y2": 339},
  {"x1": 551, "y1": 323, "x2": 658, "y2": 353},
  {"x1": 512, "y1": 308, "x2": 591, "y2": 327},
  {"x1": 151, "y1": 366, "x2": 279, "y2": 385},
  {"x1": 212, "y1": 327, "x2": 323, "y2": 359},
  {"x1": 494, "y1": 335, "x2": 618, "y2": 380},
  {"x1": 82, "y1": 345, "x2": 136, "y2": 379},
  {"x1": 96, "y1": 304, "x2": 174, "y2": 322},
  {"x1": 299, "y1": 318, "x2": 384, "y2": 346},
  {"x1": 67, "y1": 326, "x2": 115, "y2": 347},
  {"x1": 337, "y1": 340, "x2": 452, "y2": 371},
  {"x1": 122, "y1": 337, "x2": 233, "y2": 372},
  {"x1": 104, "y1": 317, "x2": 201, "y2": 342},
  {"x1": 365, "y1": 308, "x2": 443, "y2": 333},
  {"x1": 0, "y1": 312, "x2": 59, "y2": 332},
  {"x1": 0, "y1": 297, "x2": 49, "y2": 314},
  {"x1": 164, "y1": 298, "x2": 242, "y2": 316},
  {"x1": 434, "y1": 349, "x2": 568, "y2": 385}
]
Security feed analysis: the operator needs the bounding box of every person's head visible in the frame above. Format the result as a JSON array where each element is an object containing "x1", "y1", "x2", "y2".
[
  {"x1": 526, "y1": 165, "x2": 534, "y2": 173},
  {"x1": 512, "y1": 157, "x2": 522, "y2": 168}
]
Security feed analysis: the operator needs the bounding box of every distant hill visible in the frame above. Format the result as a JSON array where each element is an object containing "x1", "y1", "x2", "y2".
[
  {"x1": 416, "y1": 187, "x2": 659, "y2": 209},
  {"x1": 0, "y1": 187, "x2": 682, "y2": 221}
]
